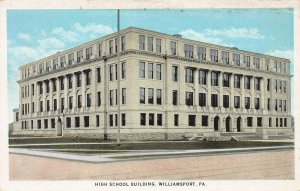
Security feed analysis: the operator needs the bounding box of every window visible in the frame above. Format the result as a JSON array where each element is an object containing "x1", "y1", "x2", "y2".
[
  {"x1": 211, "y1": 94, "x2": 218, "y2": 107},
  {"x1": 86, "y1": 93, "x2": 91, "y2": 107},
  {"x1": 75, "y1": 117, "x2": 80, "y2": 128},
  {"x1": 69, "y1": 96, "x2": 73, "y2": 109},
  {"x1": 234, "y1": 96, "x2": 240, "y2": 109},
  {"x1": 76, "y1": 74, "x2": 82, "y2": 87},
  {"x1": 284, "y1": 118, "x2": 287, "y2": 127},
  {"x1": 39, "y1": 83, "x2": 43, "y2": 94},
  {"x1": 139, "y1": 62, "x2": 145, "y2": 78},
  {"x1": 97, "y1": 92, "x2": 101, "y2": 106},
  {"x1": 96, "y1": 115, "x2": 100, "y2": 127},
  {"x1": 172, "y1": 90, "x2": 178, "y2": 105},
  {"x1": 121, "y1": 62, "x2": 126, "y2": 79},
  {"x1": 210, "y1": 49, "x2": 218, "y2": 62},
  {"x1": 280, "y1": 118, "x2": 283, "y2": 127},
  {"x1": 234, "y1": 75, "x2": 241, "y2": 88},
  {"x1": 199, "y1": 70, "x2": 207, "y2": 85},
  {"x1": 223, "y1": 73, "x2": 230, "y2": 87},
  {"x1": 157, "y1": 114, "x2": 162, "y2": 126},
  {"x1": 245, "y1": 97, "x2": 250, "y2": 109},
  {"x1": 31, "y1": 102, "x2": 34, "y2": 113},
  {"x1": 98, "y1": 43, "x2": 103, "y2": 56},
  {"x1": 257, "y1": 117, "x2": 262, "y2": 127},
  {"x1": 274, "y1": 61, "x2": 278, "y2": 72},
  {"x1": 188, "y1": 115, "x2": 196, "y2": 126},
  {"x1": 109, "y1": 40, "x2": 113, "y2": 54},
  {"x1": 184, "y1": 44, "x2": 193, "y2": 58},
  {"x1": 199, "y1": 93, "x2": 206, "y2": 107},
  {"x1": 109, "y1": 114, "x2": 113, "y2": 126},
  {"x1": 170, "y1": 41, "x2": 176, "y2": 55},
  {"x1": 267, "y1": 79, "x2": 270, "y2": 91},
  {"x1": 148, "y1": 37, "x2": 153, "y2": 51},
  {"x1": 244, "y1": 76, "x2": 250, "y2": 89},
  {"x1": 140, "y1": 113, "x2": 146, "y2": 126},
  {"x1": 44, "y1": 119, "x2": 48, "y2": 129},
  {"x1": 156, "y1": 38, "x2": 161, "y2": 53},
  {"x1": 202, "y1": 115, "x2": 208, "y2": 126},
  {"x1": 86, "y1": 71, "x2": 91, "y2": 86},
  {"x1": 53, "y1": 58, "x2": 58, "y2": 70},
  {"x1": 283, "y1": 63, "x2": 287, "y2": 74},
  {"x1": 46, "y1": 82, "x2": 50, "y2": 93},
  {"x1": 279, "y1": 99, "x2": 282, "y2": 111},
  {"x1": 254, "y1": 57, "x2": 260, "y2": 69},
  {"x1": 174, "y1": 114, "x2": 179, "y2": 126},
  {"x1": 115, "y1": 64, "x2": 118, "y2": 80},
  {"x1": 46, "y1": 100, "x2": 50, "y2": 111},
  {"x1": 53, "y1": 99, "x2": 57, "y2": 111},
  {"x1": 51, "y1": 118, "x2": 55, "y2": 129},
  {"x1": 283, "y1": 100, "x2": 287, "y2": 111},
  {"x1": 185, "y1": 68, "x2": 194, "y2": 83},
  {"x1": 66, "y1": 117, "x2": 71, "y2": 128},
  {"x1": 31, "y1": 84, "x2": 34, "y2": 95},
  {"x1": 121, "y1": 113, "x2": 126, "y2": 126},
  {"x1": 148, "y1": 88, "x2": 154, "y2": 104},
  {"x1": 243, "y1": 55, "x2": 250, "y2": 67},
  {"x1": 254, "y1": 78, "x2": 260, "y2": 90},
  {"x1": 86, "y1": 47, "x2": 93, "y2": 60},
  {"x1": 60, "y1": 56, "x2": 65, "y2": 68},
  {"x1": 39, "y1": 101, "x2": 43, "y2": 111},
  {"x1": 97, "y1": 68, "x2": 101, "y2": 83},
  {"x1": 266, "y1": 60, "x2": 269, "y2": 70},
  {"x1": 115, "y1": 114, "x2": 118, "y2": 126},
  {"x1": 269, "y1": 118, "x2": 272, "y2": 127},
  {"x1": 221, "y1": 51, "x2": 229, "y2": 64},
  {"x1": 121, "y1": 36, "x2": 125, "y2": 51},
  {"x1": 66, "y1": 76, "x2": 72, "y2": 89},
  {"x1": 148, "y1": 63, "x2": 153, "y2": 79},
  {"x1": 283, "y1": 81, "x2": 287, "y2": 93},
  {"x1": 84, "y1": 116, "x2": 89, "y2": 127},
  {"x1": 223, "y1": 95, "x2": 229, "y2": 108},
  {"x1": 276, "y1": 118, "x2": 278, "y2": 127},
  {"x1": 109, "y1": 90, "x2": 113, "y2": 106},
  {"x1": 172, "y1": 66, "x2": 178, "y2": 81},
  {"x1": 279, "y1": 81, "x2": 282, "y2": 93},
  {"x1": 247, "y1": 117, "x2": 252, "y2": 127},
  {"x1": 77, "y1": 95, "x2": 82, "y2": 108},
  {"x1": 149, "y1": 113, "x2": 154, "y2": 126},
  {"x1": 45, "y1": 61, "x2": 50, "y2": 72},
  {"x1": 139, "y1": 35, "x2": 145, "y2": 50},
  {"x1": 122, "y1": 88, "x2": 126, "y2": 104},
  {"x1": 115, "y1": 89, "x2": 118, "y2": 106},
  {"x1": 275, "y1": 80, "x2": 278, "y2": 92},
  {"x1": 76, "y1": 50, "x2": 83, "y2": 63},
  {"x1": 267, "y1": 98, "x2": 270, "y2": 110},
  {"x1": 115, "y1": 38, "x2": 118, "y2": 53},
  {"x1": 140, "y1": 88, "x2": 145, "y2": 104},
  {"x1": 197, "y1": 47, "x2": 206, "y2": 60},
  {"x1": 60, "y1": 98, "x2": 64, "y2": 111},
  {"x1": 38, "y1": 120, "x2": 41, "y2": 129},
  {"x1": 278, "y1": 62, "x2": 282, "y2": 73},
  {"x1": 109, "y1": 65, "x2": 113, "y2": 81},
  {"x1": 185, "y1": 92, "x2": 193, "y2": 106},
  {"x1": 156, "y1": 64, "x2": 161, "y2": 80},
  {"x1": 157, "y1": 89, "x2": 162, "y2": 105},
  {"x1": 211, "y1": 71, "x2": 218, "y2": 86},
  {"x1": 255, "y1": 98, "x2": 260, "y2": 110},
  {"x1": 233, "y1": 53, "x2": 240, "y2": 65},
  {"x1": 275, "y1": 99, "x2": 278, "y2": 111}
]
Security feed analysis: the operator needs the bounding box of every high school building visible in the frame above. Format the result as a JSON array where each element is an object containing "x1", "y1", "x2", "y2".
[{"x1": 11, "y1": 27, "x2": 293, "y2": 140}]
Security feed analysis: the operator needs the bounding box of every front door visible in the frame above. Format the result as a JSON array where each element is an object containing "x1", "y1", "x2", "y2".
[{"x1": 57, "y1": 117, "x2": 62, "y2": 136}]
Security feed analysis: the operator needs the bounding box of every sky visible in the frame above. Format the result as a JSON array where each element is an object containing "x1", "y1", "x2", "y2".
[{"x1": 7, "y1": 9, "x2": 294, "y2": 122}]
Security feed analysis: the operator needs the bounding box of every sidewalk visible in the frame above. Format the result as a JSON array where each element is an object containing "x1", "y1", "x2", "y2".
[{"x1": 9, "y1": 145, "x2": 293, "y2": 163}]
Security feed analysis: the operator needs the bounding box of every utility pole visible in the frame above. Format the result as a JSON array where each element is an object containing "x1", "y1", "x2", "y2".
[{"x1": 117, "y1": 9, "x2": 121, "y2": 145}]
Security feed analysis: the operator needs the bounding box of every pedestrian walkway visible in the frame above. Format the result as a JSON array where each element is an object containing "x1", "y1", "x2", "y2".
[{"x1": 9, "y1": 145, "x2": 293, "y2": 163}]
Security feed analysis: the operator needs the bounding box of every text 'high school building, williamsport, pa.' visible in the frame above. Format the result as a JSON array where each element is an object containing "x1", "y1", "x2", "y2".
[{"x1": 10, "y1": 27, "x2": 293, "y2": 140}]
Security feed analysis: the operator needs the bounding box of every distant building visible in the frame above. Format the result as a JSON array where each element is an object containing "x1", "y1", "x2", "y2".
[{"x1": 11, "y1": 27, "x2": 293, "y2": 140}]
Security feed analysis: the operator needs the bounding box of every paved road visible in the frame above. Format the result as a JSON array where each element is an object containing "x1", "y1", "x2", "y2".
[{"x1": 10, "y1": 149, "x2": 294, "y2": 180}]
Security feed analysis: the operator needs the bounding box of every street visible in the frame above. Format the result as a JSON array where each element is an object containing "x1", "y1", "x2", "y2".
[{"x1": 10, "y1": 149, "x2": 294, "y2": 180}]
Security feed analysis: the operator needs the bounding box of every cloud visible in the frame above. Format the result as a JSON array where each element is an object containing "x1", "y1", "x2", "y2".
[
  {"x1": 265, "y1": 49, "x2": 293, "y2": 62},
  {"x1": 180, "y1": 29, "x2": 234, "y2": 47},
  {"x1": 17, "y1": 33, "x2": 31, "y2": 41},
  {"x1": 52, "y1": 27, "x2": 78, "y2": 42},
  {"x1": 74, "y1": 22, "x2": 115, "y2": 39},
  {"x1": 37, "y1": 37, "x2": 65, "y2": 50},
  {"x1": 205, "y1": 27, "x2": 265, "y2": 39}
]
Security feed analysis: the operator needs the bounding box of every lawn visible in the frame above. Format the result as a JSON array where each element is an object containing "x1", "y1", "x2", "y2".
[{"x1": 9, "y1": 140, "x2": 293, "y2": 150}]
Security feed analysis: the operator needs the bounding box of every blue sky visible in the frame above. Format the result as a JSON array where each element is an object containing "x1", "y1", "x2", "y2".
[{"x1": 7, "y1": 9, "x2": 294, "y2": 122}]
